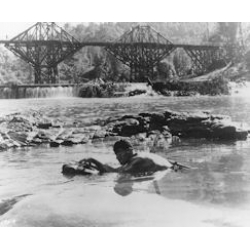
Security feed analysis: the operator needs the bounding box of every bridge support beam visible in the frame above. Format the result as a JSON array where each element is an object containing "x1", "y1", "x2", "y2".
[
  {"x1": 5, "y1": 22, "x2": 82, "y2": 85},
  {"x1": 106, "y1": 25, "x2": 176, "y2": 82},
  {"x1": 107, "y1": 44, "x2": 175, "y2": 82},
  {"x1": 34, "y1": 66, "x2": 58, "y2": 84},
  {"x1": 184, "y1": 47, "x2": 227, "y2": 73},
  {"x1": 129, "y1": 63, "x2": 155, "y2": 82},
  {"x1": 34, "y1": 67, "x2": 42, "y2": 84},
  {"x1": 3, "y1": 23, "x2": 228, "y2": 84},
  {"x1": 47, "y1": 66, "x2": 58, "y2": 84}
]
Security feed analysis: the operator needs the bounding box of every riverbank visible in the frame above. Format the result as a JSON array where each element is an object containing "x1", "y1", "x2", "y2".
[
  {"x1": 1, "y1": 63, "x2": 250, "y2": 99},
  {"x1": 77, "y1": 62, "x2": 250, "y2": 98},
  {"x1": 147, "y1": 62, "x2": 250, "y2": 97}
]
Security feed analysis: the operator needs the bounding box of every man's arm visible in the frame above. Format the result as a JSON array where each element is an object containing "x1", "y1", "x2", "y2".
[
  {"x1": 79, "y1": 158, "x2": 118, "y2": 173},
  {"x1": 120, "y1": 157, "x2": 170, "y2": 173},
  {"x1": 120, "y1": 157, "x2": 155, "y2": 173}
]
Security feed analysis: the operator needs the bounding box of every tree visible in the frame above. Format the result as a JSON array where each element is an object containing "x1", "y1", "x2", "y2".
[
  {"x1": 156, "y1": 61, "x2": 176, "y2": 80},
  {"x1": 0, "y1": 46, "x2": 31, "y2": 84},
  {"x1": 173, "y1": 49, "x2": 191, "y2": 76},
  {"x1": 209, "y1": 22, "x2": 244, "y2": 62}
]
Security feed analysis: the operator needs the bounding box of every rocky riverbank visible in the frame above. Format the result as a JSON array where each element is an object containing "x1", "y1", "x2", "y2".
[
  {"x1": 0, "y1": 109, "x2": 249, "y2": 152},
  {"x1": 148, "y1": 62, "x2": 250, "y2": 97}
]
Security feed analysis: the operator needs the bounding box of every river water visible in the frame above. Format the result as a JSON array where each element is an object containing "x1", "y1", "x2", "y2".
[{"x1": 1, "y1": 94, "x2": 250, "y2": 227}]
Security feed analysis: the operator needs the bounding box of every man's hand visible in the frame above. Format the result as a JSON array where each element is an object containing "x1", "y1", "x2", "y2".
[
  {"x1": 171, "y1": 162, "x2": 181, "y2": 172},
  {"x1": 78, "y1": 158, "x2": 98, "y2": 169},
  {"x1": 78, "y1": 158, "x2": 114, "y2": 173}
]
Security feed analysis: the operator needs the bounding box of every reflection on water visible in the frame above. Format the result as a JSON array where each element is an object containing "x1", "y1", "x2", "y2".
[
  {"x1": 113, "y1": 171, "x2": 165, "y2": 197},
  {"x1": 114, "y1": 178, "x2": 134, "y2": 196},
  {"x1": 1, "y1": 96, "x2": 250, "y2": 226},
  {"x1": 159, "y1": 140, "x2": 250, "y2": 207}
]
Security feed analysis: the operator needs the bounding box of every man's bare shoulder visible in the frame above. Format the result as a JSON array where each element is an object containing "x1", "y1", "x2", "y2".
[
  {"x1": 137, "y1": 152, "x2": 172, "y2": 168},
  {"x1": 119, "y1": 152, "x2": 172, "y2": 173}
]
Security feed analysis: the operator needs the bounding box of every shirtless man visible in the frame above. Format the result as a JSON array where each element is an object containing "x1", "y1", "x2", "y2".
[{"x1": 68, "y1": 139, "x2": 176, "y2": 175}]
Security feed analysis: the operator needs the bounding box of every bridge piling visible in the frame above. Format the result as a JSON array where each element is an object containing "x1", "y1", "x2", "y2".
[{"x1": 0, "y1": 23, "x2": 228, "y2": 84}]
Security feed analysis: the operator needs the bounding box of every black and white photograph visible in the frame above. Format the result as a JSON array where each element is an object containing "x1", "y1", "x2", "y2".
[{"x1": 0, "y1": 2, "x2": 250, "y2": 240}]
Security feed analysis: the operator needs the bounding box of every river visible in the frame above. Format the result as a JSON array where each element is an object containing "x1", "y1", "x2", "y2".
[{"x1": 1, "y1": 94, "x2": 250, "y2": 227}]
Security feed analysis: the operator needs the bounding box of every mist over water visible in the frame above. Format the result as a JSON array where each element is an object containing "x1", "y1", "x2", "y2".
[{"x1": 1, "y1": 93, "x2": 250, "y2": 226}]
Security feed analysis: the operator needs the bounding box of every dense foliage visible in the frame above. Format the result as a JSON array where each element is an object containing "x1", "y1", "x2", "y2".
[
  {"x1": 150, "y1": 75, "x2": 229, "y2": 96},
  {"x1": 0, "y1": 46, "x2": 32, "y2": 85}
]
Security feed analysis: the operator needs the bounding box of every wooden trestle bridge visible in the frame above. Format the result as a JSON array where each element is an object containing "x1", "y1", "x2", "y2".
[{"x1": 0, "y1": 22, "x2": 227, "y2": 83}]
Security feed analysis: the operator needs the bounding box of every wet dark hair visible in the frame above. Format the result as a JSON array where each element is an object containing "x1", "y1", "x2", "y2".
[{"x1": 113, "y1": 140, "x2": 133, "y2": 154}]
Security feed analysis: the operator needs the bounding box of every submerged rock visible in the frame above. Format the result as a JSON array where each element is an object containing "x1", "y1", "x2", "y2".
[
  {"x1": 50, "y1": 141, "x2": 62, "y2": 148},
  {"x1": 210, "y1": 120, "x2": 248, "y2": 140},
  {"x1": 61, "y1": 140, "x2": 75, "y2": 147},
  {"x1": 128, "y1": 89, "x2": 147, "y2": 96},
  {"x1": 105, "y1": 109, "x2": 249, "y2": 141},
  {"x1": 0, "y1": 109, "x2": 248, "y2": 152}
]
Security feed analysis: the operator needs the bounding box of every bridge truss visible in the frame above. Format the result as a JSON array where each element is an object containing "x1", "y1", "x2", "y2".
[
  {"x1": 182, "y1": 45, "x2": 226, "y2": 72},
  {"x1": 1, "y1": 22, "x2": 228, "y2": 83},
  {"x1": 106, "y1": 25, "x2": 176, "y2": 81},
  {"x1": 4, "y1": 22, "x2": 82, "y2": 83}
]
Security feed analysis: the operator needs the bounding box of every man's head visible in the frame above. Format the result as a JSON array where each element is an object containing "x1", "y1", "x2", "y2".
[{"x1": 113, "y1": 140, "x2": 134, "y2": 165}]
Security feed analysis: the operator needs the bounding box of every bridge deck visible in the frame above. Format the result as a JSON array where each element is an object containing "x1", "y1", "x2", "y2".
[{"x1": 0, "y1": 40, "x2": 220, "y2": 50}]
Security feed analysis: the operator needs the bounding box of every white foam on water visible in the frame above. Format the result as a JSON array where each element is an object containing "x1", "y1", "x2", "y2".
[
  {"x1": 124, "y1": 82, "x2": 159, "y2": 97},
  {"x1": 28, "y1": 86, "x2": 75, "y2": 98},
  {"x1": 229, "y1": 81, "x2": 250, "y2": 97}
]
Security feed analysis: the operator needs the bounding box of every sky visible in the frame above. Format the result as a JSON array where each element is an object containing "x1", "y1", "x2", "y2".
[
  {"x1": 0, "y1": 22, "x2": 35, "y2": 39},
  {"x1": 0, "y1": 22, "x2": 83, "y2": 40}
]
